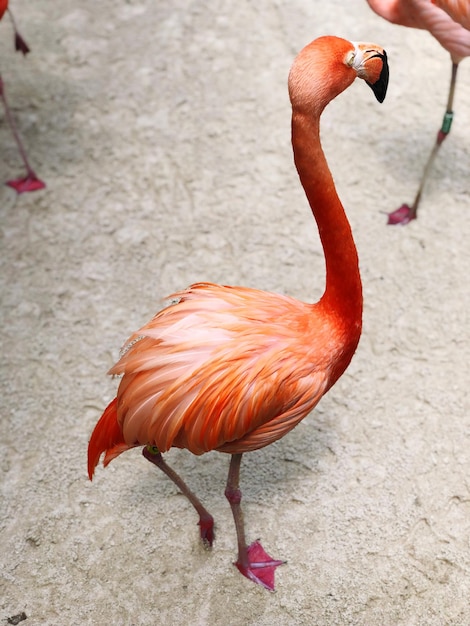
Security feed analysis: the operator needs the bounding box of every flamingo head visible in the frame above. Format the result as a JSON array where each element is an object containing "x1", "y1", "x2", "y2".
[
  {"x1": 288, "y1": 36, "x2": 389, "y2": 115},
  {"x1": 348, "y1": 42, "x2": 389, "y2": 103}
]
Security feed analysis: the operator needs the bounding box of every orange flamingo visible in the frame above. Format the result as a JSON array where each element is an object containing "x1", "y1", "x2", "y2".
[
  {"x1": 88, "y1": 36, "x2": 389, "y2": 590},
  {"x1": 0, "y1": 0, "x2": 45, "y2": 192},
  {"x1": 366, "y1": 0, "x2": 470, "y2": 224}
]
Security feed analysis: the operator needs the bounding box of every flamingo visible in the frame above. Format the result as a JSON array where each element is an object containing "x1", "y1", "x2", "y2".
[
  {"x1": 366, "y1": 0, "x2": 470, "y2": 224},
  {"x1": 0, "y1": 0, "x2": 45, "y2": 193},
  {"x1": 432, "y1": 0, "x2": 470, "y2": 30},
  {"x1": 88, "y1": 35, "x2": 389, "y2": 590}
]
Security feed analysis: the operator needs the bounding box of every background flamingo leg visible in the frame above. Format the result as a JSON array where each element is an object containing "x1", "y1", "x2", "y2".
[
  {"x1": 225, "y1": 453, "x2": 285, "y2": 591},
  {"x1": 0, "y1": 72, "x2": 46, "y2": 193},
  {"x1": 388, "y1": 61, "x2": 459, "y2": 225},
  {"x1": 142, "y1": 446, "x2": 214, "y2": 546}
]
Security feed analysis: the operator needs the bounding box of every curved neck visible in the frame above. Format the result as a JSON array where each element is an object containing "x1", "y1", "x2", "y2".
[{"x1": 292, "y1": 110, "x2": 362, "y2": 327}]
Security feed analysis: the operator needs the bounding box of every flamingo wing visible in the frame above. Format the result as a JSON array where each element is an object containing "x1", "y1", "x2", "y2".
[
  {"x1": 110, "y1": 283, "x2": 343, "y2": 457},
  {"x1": 432, "y1": 0, "x2": 470, "y2": 30},
  {"x1": 367, "y1": 0, "x2": 470, "y2": 61}
]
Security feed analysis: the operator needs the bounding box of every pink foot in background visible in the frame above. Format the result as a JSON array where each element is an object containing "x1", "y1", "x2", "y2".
[
  {"x1": 235, "y1": 540, "x2": 285, "y2": 591},
  {"x1": 6, "y1": 173, "x2": 46, "y2": 193},
  {"x1": 387, "y1": 204, "x2": 417, "y2": 226}
]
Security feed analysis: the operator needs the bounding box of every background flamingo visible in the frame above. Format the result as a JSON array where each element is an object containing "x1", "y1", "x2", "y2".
[
  {"x1": 432, "y1": 0, "x2": 470, "y2": 29},
  {"x1": 0, "y1": 0, "x2": 45, "y2": 192},
  {"x1": 88, "y1": 35, "x2": 388, "y2": 590},
  {"x1": 366, "y1": 0, "x2": 470, "y2": 224}
]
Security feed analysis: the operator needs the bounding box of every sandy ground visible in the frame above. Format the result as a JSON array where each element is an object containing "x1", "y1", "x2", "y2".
[{"x1": 1, "y1": 1, "x2": 470, "y2": 624}]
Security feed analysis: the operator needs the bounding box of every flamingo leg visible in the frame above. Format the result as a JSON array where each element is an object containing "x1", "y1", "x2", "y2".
[
  {"x1": 142, "y1": 446, "x2": 214, "y2": 546},
  {"x1": 388, "y1": 61, "x2": 459, "y2": 225},
  {"x1": 224, "y1": 453, "x2": 285, "y2": 591},
  {"x1": 0, "y1": 73, "x2": 45, "y2": 193},
  {"x1": 7, "y1": 7, "x2": 31, "y2": 55}
]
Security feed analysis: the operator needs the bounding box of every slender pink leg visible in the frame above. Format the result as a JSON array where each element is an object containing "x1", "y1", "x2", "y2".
[
  {"x1": 0, "y1": 73, "x2": 45, "y2": 193},
  {"x1": 142, "y1": 446, "x2": 214, "y2": 546},
  {"x1": 225, "y1": 453, "x2": 285, "y2": 591},
  {"x1": 388, "y1": 61, "x2": 458, "y2": 225}
]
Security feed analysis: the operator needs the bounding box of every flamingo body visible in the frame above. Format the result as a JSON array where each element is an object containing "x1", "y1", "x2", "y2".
[
  {"x1": 432, "y1": 0, "x2": 470, "y2": 32},
  {"x1": 88, "y1": 282, "x2": 356, "y2": 477},
  {"x1": 0, "y1": 0, "x2": 8, "y2": 21},
  {"x1": 367, "y1": 0, "x2": 470, "y2": 61},
  {"x1": 88, "y1": 36, "x2": 389, "y2": 589}
]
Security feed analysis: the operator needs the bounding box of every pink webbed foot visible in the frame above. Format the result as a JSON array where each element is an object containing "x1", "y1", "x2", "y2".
[
  {"x1": 235, "y1": 540, "x2": 285, "y2": 591},
  {"x1": 6, "y1": 174, "x2": 46, "y2": 193},
  {"x1": 387, "y1": 203, "x2": 416, "y2": 226}
]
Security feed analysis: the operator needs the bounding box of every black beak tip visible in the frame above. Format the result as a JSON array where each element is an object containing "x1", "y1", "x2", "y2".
[{"x1": 368, "y1": 51, "x2": 389, "y2": 103}]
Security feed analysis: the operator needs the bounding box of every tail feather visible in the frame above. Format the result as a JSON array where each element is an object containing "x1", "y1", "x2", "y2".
[{"x1": 87, "y1": 398, "x2": 132, "y2": 480}]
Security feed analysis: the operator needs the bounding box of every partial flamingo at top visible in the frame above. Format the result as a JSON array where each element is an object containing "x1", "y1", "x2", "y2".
[
  {"x1": 432, "y1": 0, "x2": 470, "y2": 30},
  {"x1": 0, "y1": 0, "x2": 8, "y2": 20},
  {"x1": 366, "y1": 0, "x2": 470, "y2": 224}
]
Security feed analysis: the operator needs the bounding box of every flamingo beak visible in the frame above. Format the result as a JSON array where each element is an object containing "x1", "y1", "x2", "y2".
[{"x1": 366, "y1": 50, "x2": 389, "y2": 103}]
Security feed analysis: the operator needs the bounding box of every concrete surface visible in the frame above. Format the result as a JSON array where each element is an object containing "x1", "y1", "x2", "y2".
[{"x1": 1, "y1": 1, "x2": 469, "y2": 624}]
